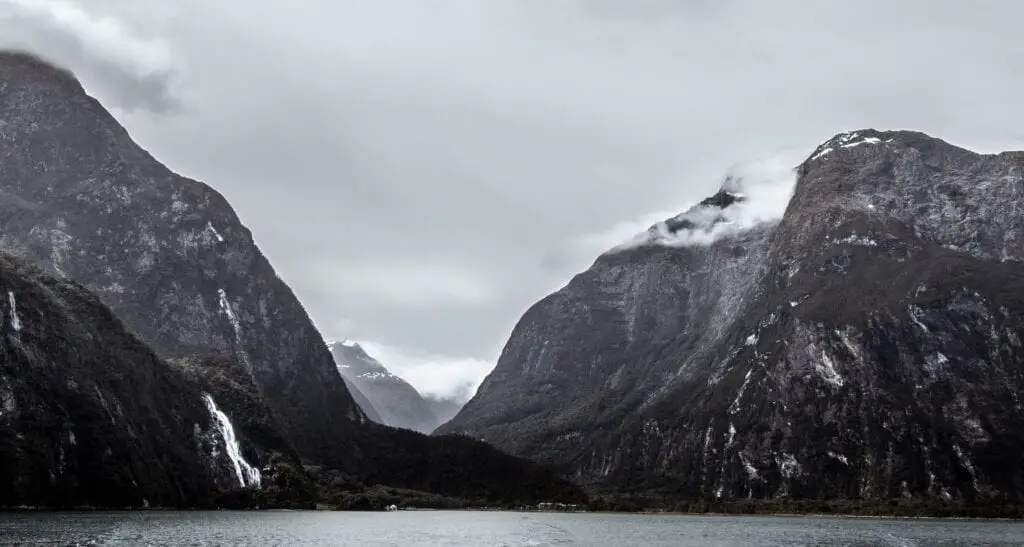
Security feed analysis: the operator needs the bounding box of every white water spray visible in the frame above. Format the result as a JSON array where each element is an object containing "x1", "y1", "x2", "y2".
[
  {"x1": 203, "y1": 394, "x2": 261, "y2": 488},
  {"x1": 7, "y1": 291, "x2": 21, "y2": 331}
]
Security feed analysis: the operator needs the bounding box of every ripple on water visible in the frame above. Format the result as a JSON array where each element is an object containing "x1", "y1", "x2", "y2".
[{"x1": 1, "y1": 511, "x2": 1023, "y2": 546}]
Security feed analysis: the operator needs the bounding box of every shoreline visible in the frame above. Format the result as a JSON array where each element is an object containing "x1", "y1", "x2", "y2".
[{"x1": 1, "y1": 506, "x2": 1021, "y2": 521}]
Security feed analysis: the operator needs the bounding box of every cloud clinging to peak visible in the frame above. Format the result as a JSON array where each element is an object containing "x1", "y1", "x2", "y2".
[{"x1": 0, "y1": 0, "x2": 179, "y2": 113}]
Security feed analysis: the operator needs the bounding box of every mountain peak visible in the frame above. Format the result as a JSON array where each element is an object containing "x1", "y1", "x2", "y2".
[
  {"x1": 328, "y1": 342, "x2": 444, "y2": 433},
  {"x1": 800, "y1": 128, "x2": 978, "y2": 170},
  {"x1": 0, "y1": 50, "x2": 83, "y2": 92},
  {"x1": 787, "y1": 129, "x2": 1024, "y2": 264},
  {"x1": 806, "y1": 128, "x2": 892, "y2": 161}
]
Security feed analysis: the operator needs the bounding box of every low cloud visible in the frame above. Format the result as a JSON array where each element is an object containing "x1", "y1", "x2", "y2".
[
  {"x1": 0, "y1": 0, "x2": 179, "y2": 113},
  {"x1": 593, "y1": 148, "x2": 805, "y2": 254},
  {"x1": 356, "y1": 340, "x2": 491, "y2": 402},
  {"x1": 305, "y1": 260, "x2": 499, "y2": 310}
]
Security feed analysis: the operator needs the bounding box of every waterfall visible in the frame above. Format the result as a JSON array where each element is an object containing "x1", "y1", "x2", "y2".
[
  {"x1": 203, "y1": 394, "x2": 261, "y2": 488},
  {"x1": 8, "y1": 291, "x2": 21, "y2": 331}
]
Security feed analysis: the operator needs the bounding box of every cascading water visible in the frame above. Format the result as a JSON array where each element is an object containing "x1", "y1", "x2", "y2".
[{"x1": 203, "y1": 394, "x2": 261, "y2": 488}]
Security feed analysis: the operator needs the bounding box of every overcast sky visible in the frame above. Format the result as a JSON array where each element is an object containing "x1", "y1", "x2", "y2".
[{"x1": 3, "y1": 0, "x2": 1024, "y2": 400}]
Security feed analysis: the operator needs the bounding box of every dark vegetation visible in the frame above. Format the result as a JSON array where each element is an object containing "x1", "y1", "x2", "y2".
[
  {"x1": 352, "y1": 426, "x2": 588, "y2": 506},
  {"x1": 586, "y1": 494, "x2": 1024, "y2": 519},
  {"x1": 0, "y1": 254, "x2": 216, "y2": 509}
]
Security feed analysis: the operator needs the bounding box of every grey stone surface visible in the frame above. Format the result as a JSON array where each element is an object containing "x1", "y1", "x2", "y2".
[{"x1": 440, "y1": 129, "x2": 1024, "y2": 501}]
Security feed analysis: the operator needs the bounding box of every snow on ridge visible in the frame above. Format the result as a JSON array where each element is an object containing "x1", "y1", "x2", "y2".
[
  {"x1": 359, "y1": 371, "x2": 396, "y2": 381},
  {"x1": 833, "y1": 233, "x2": 879, "y2": 247},
  {"x1": 842, "y1": 136, "x2": 882, "y2": 149},
  {"x1": 809, "y1": 131, "x2": 887, "y2": 162},
  {"x1": 811, "y1": 147, "x2": 833, "y2": 161}
]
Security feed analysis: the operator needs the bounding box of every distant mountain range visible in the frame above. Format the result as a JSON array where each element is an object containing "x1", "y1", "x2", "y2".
[{"x1": 329, "y1": 341, "x2": 449, "y2": 434}]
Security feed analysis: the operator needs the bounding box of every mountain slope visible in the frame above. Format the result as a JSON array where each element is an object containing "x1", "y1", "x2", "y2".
[
  {"x1": 0, "y1": 51, "x2": 364, "y2": 469},
  {"x1": 0, "y1": 253, "x2": 289, "y2": 508},
  {"x1": 331, "y1": 341, "x2": 440, "y2": 433},
  {"x1": 340, "y1": 376, "x2": 384, "y2": 425},
  {"x1": 425, "y1": 395, "x2": 465, "y2": 427},
  {"x1": 440, "y1": 130, "x2": 1024, "y2": 503}
]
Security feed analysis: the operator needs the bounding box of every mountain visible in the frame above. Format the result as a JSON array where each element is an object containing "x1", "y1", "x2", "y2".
[
  {"x1": 425, "y1": 395, "x2": 465, "y2": 427},
  {"x1": 340, "y1": 376, "x2": 384, "y2": 425},
  {"x1": 0, "y1": 51, "x2": 586, "y2": 507},
  {"x1": 0, "y1": 252, "x2": 309, "y2": 508},
  {"x1": 0, "y1": 52, "x2": 363, "y2": 471},
  {"x1": 439, "y1": 130, "x2": 1024, "y2": 504},
  {"x1": 330, "y1": 341, "x2": 440, "y2": 433}
]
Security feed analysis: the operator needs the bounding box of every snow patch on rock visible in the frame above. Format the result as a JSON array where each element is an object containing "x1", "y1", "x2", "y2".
[{"x1": 833, "y1": 233, "x2": 878, "y2": 247}]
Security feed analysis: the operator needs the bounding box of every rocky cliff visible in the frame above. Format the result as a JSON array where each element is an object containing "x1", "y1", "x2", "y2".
[
  {"x1": 440, "y1": 130, "x2": 1024, "y2": 503},
  {"x1": 0, "y1": 51, "x2": 363, "y2": 470},
  {"x1": 0, "y1": 253, "x2": 290, "y2": 508},
  {"x1": 331, "y1": 341, "x2": 440, "y2": 433}
]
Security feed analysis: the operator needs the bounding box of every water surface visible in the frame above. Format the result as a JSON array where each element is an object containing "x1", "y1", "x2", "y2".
[{"x1": 1, "y1": 510, "x2": 1021, "y2": 546}]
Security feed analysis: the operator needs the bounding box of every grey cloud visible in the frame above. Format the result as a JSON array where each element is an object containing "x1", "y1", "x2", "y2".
[
  {"x1": 0, "y1": 0, "x2": 179, "y2": 113},
  {"x1": 5, "y1": 0, "x2": 1024, "y2": 396}
]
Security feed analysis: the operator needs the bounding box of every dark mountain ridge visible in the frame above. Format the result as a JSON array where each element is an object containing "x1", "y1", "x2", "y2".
[
  {"x1": 0, "y1": 253, "x2": 307, "y2": 508},
  {"x1": 440, "y1": 129, "x2": 1024, "y2": 504}
]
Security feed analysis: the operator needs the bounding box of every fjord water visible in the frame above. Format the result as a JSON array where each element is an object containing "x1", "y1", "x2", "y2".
[{"x1": 1, "y1": 512, "x2": 1022, "y2": 546}]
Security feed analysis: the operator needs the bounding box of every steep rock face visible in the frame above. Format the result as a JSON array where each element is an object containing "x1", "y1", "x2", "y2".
[
  {"x1": 440, "y1": 130, "x2": 1024, "y2": 502},
  {"x1": 169, "y1": 354, "x2": 317, "y2": 508},
  {"x1": 0, "y1": 52, "x2": 363, "y2": 468},
  {"x1": 0, "y1": 254, "x2": 267, "y2": 508},
  {"x1": 331, "y1": 341, "x2": 439, "y2": 434}
]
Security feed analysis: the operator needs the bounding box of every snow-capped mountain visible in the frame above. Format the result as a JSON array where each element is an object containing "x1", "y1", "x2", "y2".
[{"x1": 330, "y1": 341, "x2": 441, "y2": 433}]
